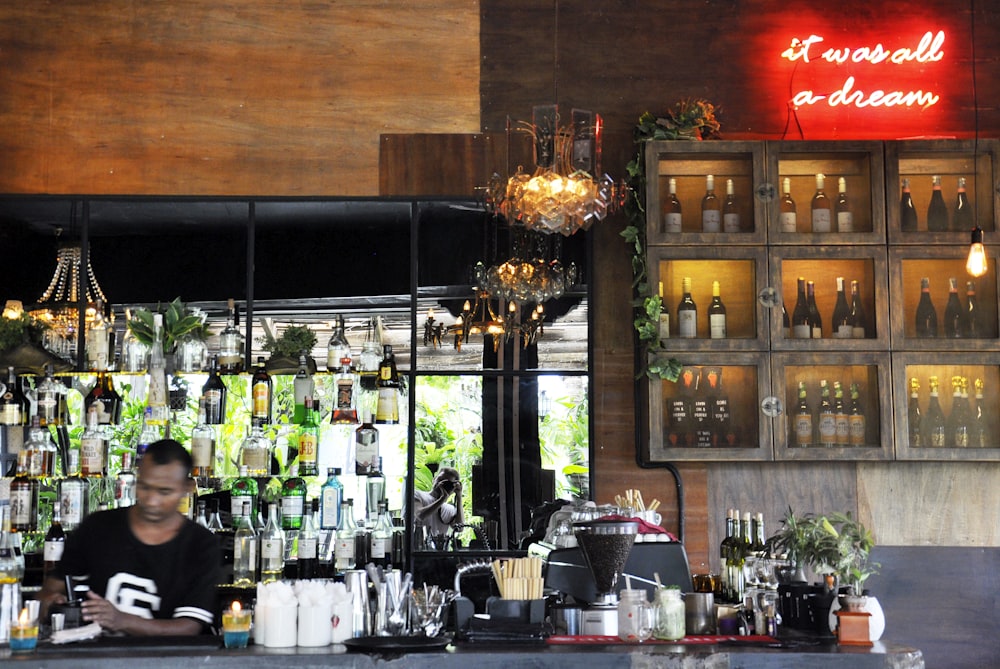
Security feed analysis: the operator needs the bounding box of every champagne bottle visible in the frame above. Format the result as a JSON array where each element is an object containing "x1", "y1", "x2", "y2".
[
  {"x1": 661, "y1": 177, "x2": 682, "y2": 233},
  {"x1": 298, "y1": 396, "x2": 320, "y2": 476},
  {"x1": 251, "y1": 357, "x2": 272, "y2": 424},
  {"x1": 218, "y1": 298, "x2": 245, "y2": 374},
  {"x1": 833, "y1": 381, "x2": 850, "y2": 446},
  {"x1": 831, "y1": 277, "x2": 852, "y2": 338},
  {"x1": 232, "y1": 501, "x2": 258, "y2": 586},
  {"x1": 907, "y1": 378, "x2": 922, "y2": 448},
  {"x1": 677, "y1": 277, "x2": 697, "y2": 338},
  {"x1": 971, "y1": 378, "x2": 986, "y2": 448},
  {"x1": 945, "y1": 376, "x2": 968, "y2": 448},
  {"x1": 849, "y1": 280, "x2": 867, "y2": 339},
  {"x1": 922, "y1": 376, "x2": 946, "y2": 447},
  {"x1": 708, "y1": 280, "x2": 727, "y2": 339},
  {"x1": 791, "y1": 277, "x2": 811, "y2": 339},
  {"x1": 723, "y1": 178, "x2": 741, "y2": 232},
  {"x1": 292, "y1": 354, "x2": 314, "y2": 424},
  {"x1": 806, "y1": 281, "x2": 823, "y2": 338},
  {"x1": 816, "y1": 379, "x2": 836, "y2": 447},
  {"x1": 779, "y1": 177, "x2": 797, "y2": 233},
  {"x1": 260, "y1": 502, "x2": 285, "y2": 583},
  {"x1": 965, "y1": 281, "x2": 979, "y2": 338},
  {"x1": 927, "y1": 175, "x2": 948, "y2": 231},
  {"x1": 810, "y1": 173, "x2": 831, "y2": 233},
  {"x1": 848, "y1": 383, "x2": 866, "y2": 446},
  {"x1": 835, "y1": 177, "x2": 853, "y2": 232},
  {"x1": 915, "y1": 277, "x2": 938, "y2": 337},
  {"x1": 953, "y1": 176, "x2": 973, "y2": 230},
  {"x1": 202, "y1": 355, "x2": 227, "y2": 424},
  {"x1": 794, "y1": 381, "x2": 812, "y2": 447},
  {"x1": 701, "y1": 174, "x2": 721, "y2": 232},
  {"x1": 900, "y1": 178, "x2": 918, "y2": 231},
  {"x1": 943, "y1": 277, "x2": 963, "y2": 338}
]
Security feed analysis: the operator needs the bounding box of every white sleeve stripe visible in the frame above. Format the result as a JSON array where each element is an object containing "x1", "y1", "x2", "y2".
[{"x1": 173, "y1": 607, "x2": 214, "y2": 624}]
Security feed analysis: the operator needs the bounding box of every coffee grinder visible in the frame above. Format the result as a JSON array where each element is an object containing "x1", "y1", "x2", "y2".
[{"x1": 574, "y1": 519, "x2": 638, "y2": 636}]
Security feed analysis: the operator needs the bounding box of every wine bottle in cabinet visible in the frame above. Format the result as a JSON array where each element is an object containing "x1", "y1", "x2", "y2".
[
  {"x1": 807, "y1": 281, "x2": 823, "y2": 339},
  {"x1": 907, "y1": 378, "x2": 922, "y2": 448},
  {"x1": 922, "y1": 376, "x2": 946, "y2": 447},
  {"x1": 780, "y1": 177, "x2": 797, "y2": 233},
  {"x1": 791, "y1": 278, "x2": 811, "y2": 339},
  {"x1": 927, "y1": 176, "x2": 948, "y2": 232},
  {"x1": 677, "y1": 277, "x2": 698, "y2": 338},
  {"x1": 723, "y1": 179, "x2": 741, "y2": 233},
  {"x1": 953, "y1": 177, "x2": 973, "y2": 231},
  {"x1": 832, "y1": 277, "x2": 852, "y2": 339},
  {"x1": 662, "y1": 177, "x2": 682, "y2": 233},
  {"x1": 849, "y1": 280, "x2": 867, "y2": 339},
  {"x1": 794, "y1": 381, "x2": 812, "y2": 447},
  {"x1": 810, "y1": 173, "x2": 832, "y2": 233},
  {"x1": 702, "y1": 175, "x2": 721, "y2": 232},
  {"x1": 916, "y1": 277, "x2": 938, "y2": 338},
  {"x1": 900, "y1": 178, "x2": 918, "y2": 232},
  {"x1": 848, "y1": 383, "x2": 865, "y2": 446},
  {"x1": 835, "y1": 177, "x2": 853, "y2": 233},
  {"x1": 816, "y1": 379, "x2": 836, "y2": 447}
]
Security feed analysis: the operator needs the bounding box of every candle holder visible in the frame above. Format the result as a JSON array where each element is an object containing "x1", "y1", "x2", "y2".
[
  {"x1": 222, "y1": 602, "x2": 252, "y2": 649},
  {"x1": 9, "y1": 609, "x2": 38, "y2": 653}
]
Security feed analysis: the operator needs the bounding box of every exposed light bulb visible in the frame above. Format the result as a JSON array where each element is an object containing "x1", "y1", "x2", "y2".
[{"x1": 967, "y1": 226, "x2": 988, "y2": 278}]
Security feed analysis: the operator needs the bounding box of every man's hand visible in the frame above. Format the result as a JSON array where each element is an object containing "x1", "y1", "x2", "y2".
[{"x1": 82, "y1": 590, "x2": 124, "y2": 631}]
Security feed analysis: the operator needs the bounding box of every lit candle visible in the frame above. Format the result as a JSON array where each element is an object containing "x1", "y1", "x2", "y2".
[
  {"x1": 9, "y1": 607, "x2": 38, "y2": 653},
  {"x1": 222, "y1": 600, "x2": 252, "y2": 649}
]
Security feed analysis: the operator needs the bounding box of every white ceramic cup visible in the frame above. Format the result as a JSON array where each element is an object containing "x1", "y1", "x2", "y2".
[
  {"x1": 637, "y1": 510, "x2": 662, "y2": 526},
  {"x1": 263, "y1": 602, "x2": 297, "y2": 648},
  {"x1": 297, "y1": 603, "x2": 332, "y2": 647}
]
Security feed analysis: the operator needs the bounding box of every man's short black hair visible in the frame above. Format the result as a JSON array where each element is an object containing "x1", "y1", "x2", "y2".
[{"x1": 144, "y1": 439, "x2": 194, "y2": 475}]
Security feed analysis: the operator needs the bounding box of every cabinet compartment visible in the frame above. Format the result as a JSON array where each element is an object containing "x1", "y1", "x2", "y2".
[
  {"x1": 889, "y1": 247, "x2": 1000, "y2": 350},
  {"x1": 892, "y1": 354, "x2": 1000, "y2": 460},
  {"x1": 886, "y1": 139, "x2": 999, "y2": 243},
  {"x1": 645, "y1": 140, "x2": 767, "y2": 244},
  {"x1": 646, "y1": 353, "x2": 772, "y2": 462},
  {"x1": 649, "y1": 247, "x2": 768, "y2": 351},
  {"x1": 771, "y1": 246, "x2": 889, "y2": 350},
  {"x1": 767, "y1": 141, "x2": 885, "y2": 244},
  {"x1": 772, "y1": 352, "x2": 892, "y2": 461}
]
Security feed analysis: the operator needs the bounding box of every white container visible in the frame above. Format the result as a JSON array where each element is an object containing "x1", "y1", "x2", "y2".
[
  {"x1": 263, "y1": 602, "x2": 297, "y2": 648},
  {"x1": 297, "y1": 602, "x2": 332, "y2": 647}
]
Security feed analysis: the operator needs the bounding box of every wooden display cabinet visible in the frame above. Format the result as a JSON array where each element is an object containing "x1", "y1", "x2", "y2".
[
  {"x1": 766, "y1": 141, "x2": 886, "y2": 245},
  {"x1": 892, "y1": 354, "x2": 1000, "y2": 460},
  {"x1": 771, "y1": 352, "x2": 892, "y2": 461},
  {"x1": 889, "y1": 246, "x2": 1000, "y2": 351},
  {"x1": 886, "y1": 139, "x2": 999, "y2": 244},
  {"x1": 645, "y1": 140, "x2": 767, "y2": 245}
]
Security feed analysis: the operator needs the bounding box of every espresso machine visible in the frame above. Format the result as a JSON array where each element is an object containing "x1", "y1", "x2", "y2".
[{"x1": 572, "y1": 519, "x2": 638, "y2": 636}]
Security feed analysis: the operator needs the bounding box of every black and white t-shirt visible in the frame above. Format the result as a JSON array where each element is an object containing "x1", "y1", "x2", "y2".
[{"x1": 55, "y1": 508, "x2": 220, "y2": 628}]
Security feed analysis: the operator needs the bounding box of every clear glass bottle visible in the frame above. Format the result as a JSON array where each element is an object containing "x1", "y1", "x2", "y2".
[
  {"x1": 115, "y1": 451, "x2": 136, "y2": 507},
  {"x1": 207, "y1": 499, "x2": 225, "y2": 532},
  {"x1": 135, "y1": 407, "x2": 162, "y2": 465},
  {"x1": 232, "y1": 500, "x2": 258, "y2": 586},
  {"x1": 121, "y1": 308, "x2": 150, "y2": 373},
  {"x1": 375, "y1": 345, "x2": 400, "y2": 424},
  {"x1": 85, "y1": 299, "x2": 111, "y2": 372},
  {"x1": 80, "y1": 404, "x2": 106, "y2": 478},
  {"x1": 320, "y1": 467, "x2": 344, "y2": 531},
  {"x1": 59, "y1": 471, "x2": 88, "y2": 532},
  {"x1": 260, "y1": 502, "x2": 285, "y2": 584},
  {"x1": 359, "y1": 316, "x2": 383, "y2": 393},
  {"x1": 779, "y1": 177, "x2": 797, "y2": 233},
  {"x1": 708, "y1": 280, "x2": 726, "y2": 339},
  {"x1": 325, "y1": 314, "x2": 351, "y2": 372},
  {"x1": 36, "y1": 364, "x2": 67, "y2": 427},
  {"x1": 239, "y1": 421, "x2": 272, "y2": 476},
  {"x1": 369, "y1": 501, "x2": 393, "y2": 568},
  {"x1": 835, "y1": 177, "x2": 853, "y2": 232},
  {"x1": 366, "y1": 457, "x2": 386, "y2": 524},
  {"x1": 676, "y1": 276, "x2": 697, "y2": 338},
  {"x1": 661, "y1": 177, "x2": 682, "y2": 233},
  {"x1": 146, "y1": 314, "x2": 170, "y2": 426},
  {"x1": 722, "y1": 178, "x2": 740, "y2": 233},
  {"x1": 190, "y1": 398, "x2": 216, "y2": 479},
  {"x1": 218, "y1": 298, "x2": 245, "y2": 374},
  {"x1": 701, "y1": 174, "x2": 720, "y2": 232},
  {"x1": 292, "y1": 354, "x2": 314, "y2": 424},
  {"x1": 334, "y1": 498, "x2": 358, "y2": 573},
  {"x1": 24, "y1": 416, "x2": 55, "y2": 478},
  {"x1": 810, "y1": 173, "x2": 831, "y2": 233},
  {"x1": 354, "y1": 414, "x2": 379, "y2": 476},
  {"x1": 195, "y1": 500, "x2": 209, "y2": 528}
]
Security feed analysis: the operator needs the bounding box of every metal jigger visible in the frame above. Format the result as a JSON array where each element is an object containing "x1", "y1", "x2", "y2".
[{"x1": 574, "y1": 519, "x2": 638, "y2": 636}]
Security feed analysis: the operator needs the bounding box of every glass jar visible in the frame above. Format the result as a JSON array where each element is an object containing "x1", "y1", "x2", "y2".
[
  {"x1": 653, "y1": 587, "x2": 686, "y2": 641},
  {"x1": 617, "y1": 589, "x2": 653, "y2": 642}
]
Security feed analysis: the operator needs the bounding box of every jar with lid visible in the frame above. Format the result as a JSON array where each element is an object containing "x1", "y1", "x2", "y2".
[
  {"x1": 653, "y1": 587, "x2": 686, "y2": 641},
  {"x1": 617, "y1": 589, "x2": 653, "y2": 642}
]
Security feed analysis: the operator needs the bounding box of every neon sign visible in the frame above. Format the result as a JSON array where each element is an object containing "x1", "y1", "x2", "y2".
[{"x1": 781, "y1": 30, "x2": 946, "y2": 110}]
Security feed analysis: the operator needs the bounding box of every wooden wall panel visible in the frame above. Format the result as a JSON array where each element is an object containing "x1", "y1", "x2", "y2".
[{"x1": 0, "y1": 1, "x2": 480, "y2": 195}]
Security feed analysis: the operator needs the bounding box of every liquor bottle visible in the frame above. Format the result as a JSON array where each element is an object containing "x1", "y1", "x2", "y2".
[
  {"x1": 195, "y1": 500, "x2": 209, "y2": 528},
  {"x1": 724, "y1": 509, "x2": 742, "y2": 603},
  {"x1": 782, "y1": 303, "x2": 790, "y2": 339},
  {"x1": 298, "y1": 499, "x2": 319, "y2": 579},
  {"x1": 779, "y1": 177, "x2": 797, "y2": 233},
  {"x1": 943, "y1": 277, "x2": 964, "y2": 338},
  {"x1": 971, "y1": 378, "x2": 986, "y2": 448},
  {"x1": 922, "y1": 376, "x2": 946, "y2": 447},
  {"x1": 10, "y1": 456, "x2": 39, "y2": 532},
  {"x1": 232, "y1": 501, "x2": 258, "y2": 586},
  {"x1": 835, "y1": 177, "x2": 853, "y2": 232},
  {"x1": 24, "y1": 416, "x2": 56, "y2": 478},
  {"x1": 657, "y1": 282, "x2": 671, "y2": 343},
  {"x1": 207, "y1": 499, "x2": 225, "y2": 533},
  {"x1": 43, "y1": 503, "x2": 65, "y2": 581},
  {"x1": 915, "y1": 277, "x2": 938, "y2": 338},
  {"x1": 325, "y1": 313, "x2": 351, "y2": 372},
  {"x1": 297, "y1": 396, "x2": 320, "y2": 476},
  {"x1": 677, "y1": 277, "x2": 697, "y2": 338},
  {"x1": 80, "y1": 405, "x2": 106, "y2": 478},
  {"x1": 334, "y1": 498, "x2": 359, "y2": 573},
  {"x1": 907, "y1": 378, "x2": 922, "y2": 448},
  {"x1": 251, "y1": 357, "x2": 272, "y2": 424},
  {"x1": 751, "y1": 512, "x2": 767, "y2": 557},
  {"x1": 708, "y1": 281, "x2": 727, "y2": 339},
  {"x1": 281, "y1": 475, "x2": 307, "y2": 531},
  {"x1": 84, "y1": 372, "x2": 122, "y2": 425},
  {"x1": 723, "y1": 178, "x2": 741, "y2": 233},
  {"x1": 331, "y1": 355, "x2": 360, "y2": 425},
  {"x1": 810, "y1": 173, "x2": 832, "y2": 233},
  {"x1": 59, "y1": 470, "x2": 89, "y2": 531},
  {"x1": 218, "y1": 298, "x2": 245, "y2": 374},
  {"x1": 239, "y1": 422, "x2": 272, "y2": 476},
  {"x1": 134, "y1": 407, "x2": 161, "y2": 464},
  {"x1": 964, "y1": 281, "x2": 979, "y2": 338},
  {"x1": 953, "y1": 176, "x2": 973, "y2": 230},
  {"x1": 704, "y1": 367, "x2": 734, "y2": 447},
  {"x1": 701, "y1": 174, "x2": 721, "y2": 232},
  {"x1": 945, "y1": 376, "x2": 969, "y2": 448},
  {"x1": 359, "y1": 316, "x2": 383, "y2": 392},
  {"x1": 806, "y1": 281, "x2": 823, "y2": 339},
  {"x1": 354, "y1": 413, "x2": 379, "y2": 475},
  {"x1": 849, "y1": 280, "x2": 867, "y2": 339},
  {"x1": 848, "y1": 383, "x2": 866, "y2": 446},
  {"x1": 260, "y1": 502, "x2": 285, "y2": 584},
  {"x1": 369, "y1": 501, "x2": 393, "y2": 568},
  {"x1": 202, "y1": 355, "x2": 227, "y2": 424},
  {"x1": 231, "y1": 465, "x2": 259, "y2": 522},
  {"x1": 833, "y1": 381, "x2": 850, "y2": 446},
  {"x1": 292, "y1": 354, "x2": 314, "y2": 424},
  {"x1": 661, "y1": 177, "x2": 682, "y2": 233},
  {"x1": 0, "y1": 366, "x2": 25, "y2": 427},
  {"x1": 36, "y1": 364, "x2": 67, "y2": 427},
  {"x1": 831, "y1": 277, "x2": 852, "y2": 339},
  {"x1": 794, "y1": 381, "x2": 812, "y2": 447},
  {"x1": 190, "y1": 398, "x2": 216, "y2": 479},
  {"x1": 85, "y1": 299, "x2": 111, "y2": 372},
  {"x1": 900, "y1": 178, "x2": 918, "y2": 231},
  {"x1": 732, "y1": 511, "x2": 752, "y2": 601},
  {"x1": 366, "y1": 457, "x2": 386, "y2": 522},
  {"x1": 718, "y1": 509, "x2": 734, "y2": 602},
  {"x1": 115, "y1": 452, "x2": 136, "y2": 507},
  {"x1": 375, "y1": 345, "x2": 401, "y2": 424},
  {"x1": 816, "y1": 379, "x2": 836, "y2": 447},
  {"x1": 791, "y1": 278, "x2": 811, "y2": 339},
  {"x1": 927, "y1": 175, "x2": 948, "y2": 231},
  {"x1": 146, "y1": 314, "x2": 169, "y2": 426},
  {"x1": 320, "y1": 467, "x2": 344, "y2": 530}
]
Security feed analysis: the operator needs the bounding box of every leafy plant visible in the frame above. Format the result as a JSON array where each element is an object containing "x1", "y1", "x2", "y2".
[
  {"x1": 0, "y1": 312, "x2": 48, "y2": 352},
  {"x1": 258, "y1": 324, "x2": 317, "y2": 359},
  {"x1": 127, "y1": 298, "x2": 207, "y2": 353}
]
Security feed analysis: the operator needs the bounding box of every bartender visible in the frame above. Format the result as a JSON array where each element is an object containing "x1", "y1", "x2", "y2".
[
  {"x1": 413, "y1": 466, "x2": 464, "y2": 537},
  {"x1": 37, "y1": 439, "x2": 220, "y2": 635}
]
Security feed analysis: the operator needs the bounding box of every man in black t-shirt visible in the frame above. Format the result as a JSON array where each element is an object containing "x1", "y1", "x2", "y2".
[{"x1": 39, "y1": 440, "x2": 220, "y2": 635}]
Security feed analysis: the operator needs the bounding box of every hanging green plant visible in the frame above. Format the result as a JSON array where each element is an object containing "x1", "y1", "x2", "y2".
[{"x1": 620, "y1": 99, "x2": 721, "y2": 382}]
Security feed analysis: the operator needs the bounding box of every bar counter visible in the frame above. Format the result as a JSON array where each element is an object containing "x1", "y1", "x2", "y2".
[{"x1": 1, "y1": 636, "x2": 924, "y2": 668}]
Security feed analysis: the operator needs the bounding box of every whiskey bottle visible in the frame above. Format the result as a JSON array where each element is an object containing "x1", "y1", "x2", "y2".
[
  {"x1": 251, "y1": 357, "x2": 272, "y2": 424},
  {"x1": 795, "y1": 381, "x2": 812, "y2": 447},
  {"x1": 833, "y1": 381, "x2": 850, "y2": 446},
  {"x1": 374, "y1": 344, "x2": 401, "y2": 424},
  {"x1": 850, "y1": 280, "x2": 867, "y2": 339},
  {"x1": 848, "y1": 383, "x2": 866, "y2": 446},
  {"x1": 202, "y1": 355, "x2": 227, "y2": 424},
  {"x1": 702, "y1": 174, "x2": 721, "y2": 232},
  {"x1": 218, "y1": 298, "x2": 245, "y2": 374},
  {"x1": 835, "y1": 177, "x2": 853, "y2": 232},
  {"x1": 190, "y1": 398, "x2": 216, "y2": 479},
  {"x1": 677, "y1": 277, "x2": 698, "y2": 338},
  {"x1": 806, "y1": 281, "x2": 823, "y2": 339},
  {"x1": 816, "y1": 379, "x2": 836, "y2": 447},
  {"x1": 80, "y1": 405, "x2": 107, "y2": 478},
  {"x1": 297, "y1": 396, "x2": 320, "y2": 476},
  {"x1": 85, "y1": 299, "x2": 111, "y2": 372},
  {"x1": 791, "y1": 278, "x2": 811, "y2": 339},
  {"x1": 661, "y1": 177, "x2": 682, "y2": 233},
  {"x1": 953, "y1": 176, "x2": 973, "y2": 231},
  {"x1": 325, "y1": 314, "x2": 351, "y2": 372},
  {"x1": 831, "y1": 277, "x2": 852, "y2": 339},
  {"x1": 708, "y1": 281, "x2": 727, "y2": 339},
  {"x1": 900, "y1": 178, "x2": 918, "y2": 231},
  {"x1": 943, "y1": 277, "x2": 963, "y2": 338},
  {"x1": 922, "y1": 376, "x2": 946, "y2": 447},
  {"x1": 907, "y1": 378, "x2": 922, "y2": 448},
  {"x1": 779, "y1": 177, "x2": 797, "y2": 233},
  {"x1": 915, "y1": 277, "x2": 938, "y2": 337},
  {"x1": 927, "y1": 176, "x2": 948, "y2": 231},
  {"x1": 810, "y1": 173, "x2": 832, "y2": 233},
  {"x1": 723, "y1": 178, "x2": 741, "y2": 233}
]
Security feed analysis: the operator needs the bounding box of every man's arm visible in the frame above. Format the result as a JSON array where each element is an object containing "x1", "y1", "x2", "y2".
[
  {"x1": 81, "y1": 591, "x2": 203, "y2": 636},
  {"x1": 37, "y1": 576, "x2": 68, "y2": 618}
]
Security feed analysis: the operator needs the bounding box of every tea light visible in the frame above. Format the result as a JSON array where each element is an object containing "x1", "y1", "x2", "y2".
[
  {"x1": 222, "y1": 601, "x2": 251, "y2": 649},
  {"x1": 9, "y1": 608, "x2": 38, "y2": 653}
]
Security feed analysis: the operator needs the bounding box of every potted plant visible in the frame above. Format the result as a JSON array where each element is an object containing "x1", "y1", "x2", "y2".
[
  {"x1": 126, "y1": 298, "x2": 208, "y2": 354},
  {"x1": 258, "y1": 324, "x2": 317, "y2": 374},
  {"x1": 0, "y1": 310, "x2": 68, "y2": 374}
]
